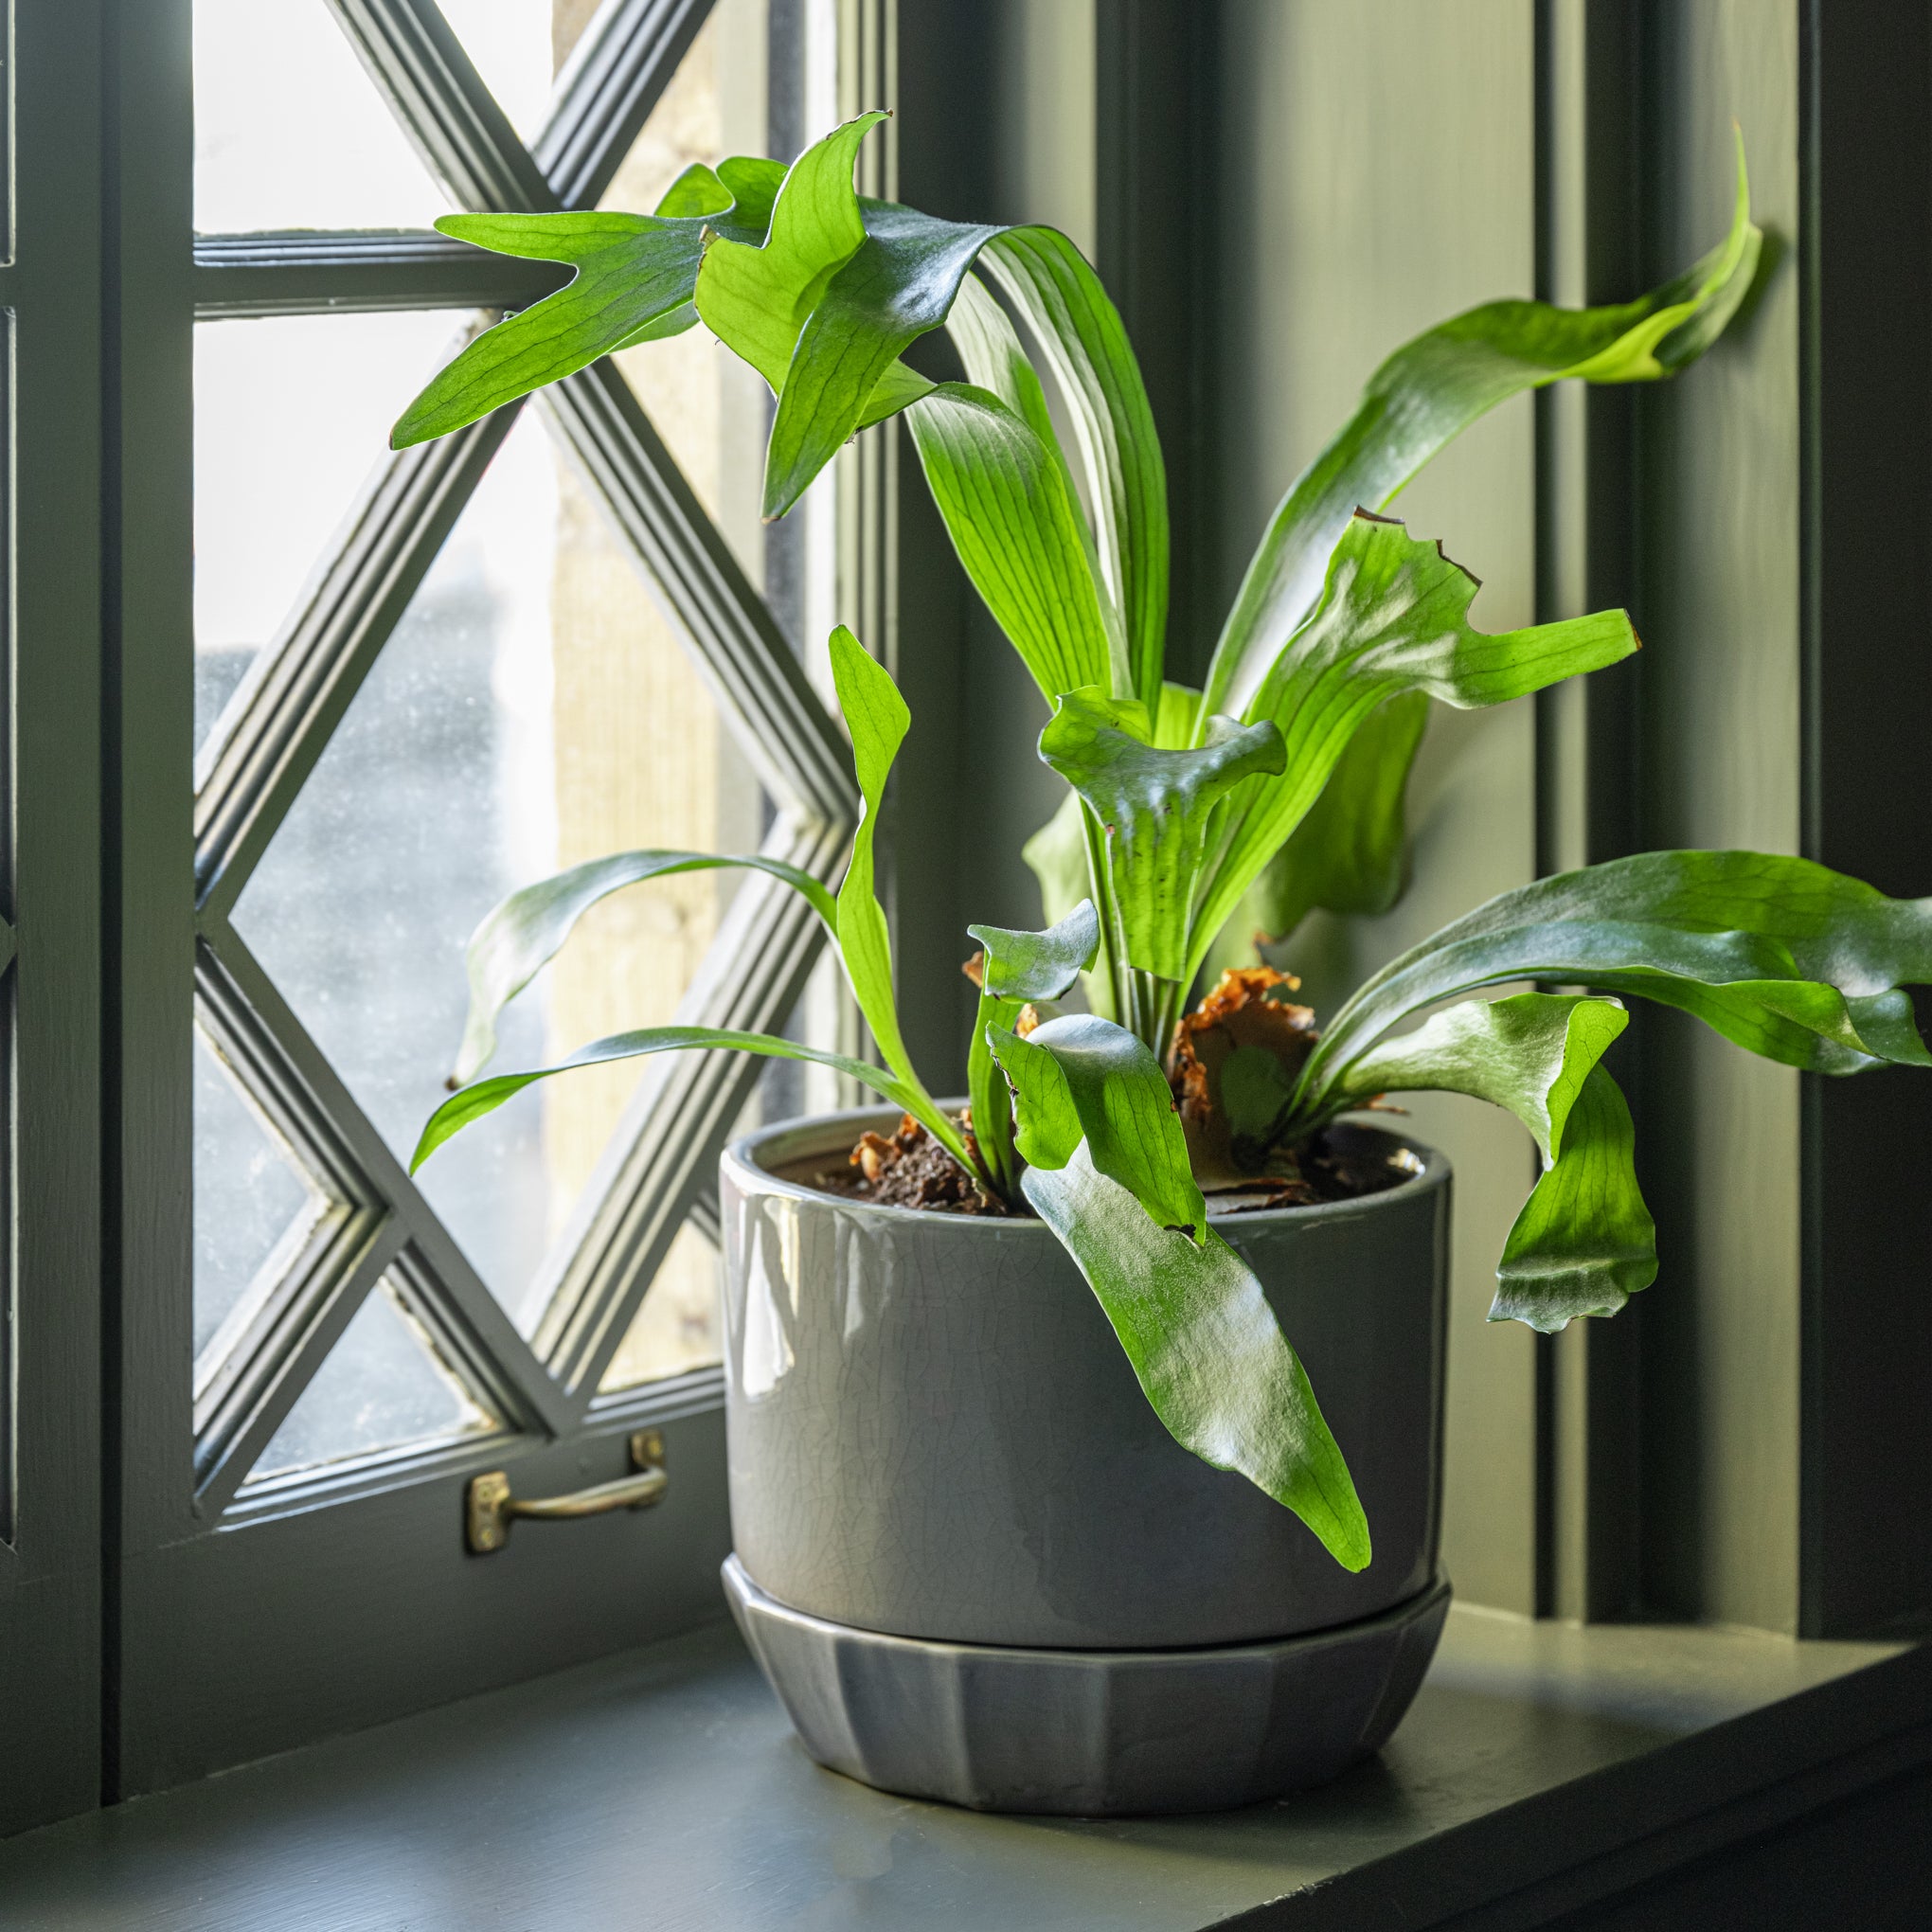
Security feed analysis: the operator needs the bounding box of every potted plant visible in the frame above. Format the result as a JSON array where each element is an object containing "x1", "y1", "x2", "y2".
[{"x1": 400, "y1": 118, "x2": 1932, "y2": 1815}]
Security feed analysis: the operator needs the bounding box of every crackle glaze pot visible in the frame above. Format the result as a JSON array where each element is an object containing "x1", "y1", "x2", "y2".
[{"x1": 718, "y1": 1106, "x2": 1453, "y2": 1816}]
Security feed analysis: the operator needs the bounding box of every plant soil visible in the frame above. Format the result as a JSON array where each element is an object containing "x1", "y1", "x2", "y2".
[
  {"x1": 807, "y1": 1113, "x2": 1010, "y2": 1215},
  {"x1": 799, "y1": 1113, "x2": 1411, "y2": 1218}
]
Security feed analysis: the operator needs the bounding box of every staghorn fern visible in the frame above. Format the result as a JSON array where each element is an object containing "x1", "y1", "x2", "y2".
[{"x1": 393, "y1": 119, "x2": 1930, "y2": 1572}]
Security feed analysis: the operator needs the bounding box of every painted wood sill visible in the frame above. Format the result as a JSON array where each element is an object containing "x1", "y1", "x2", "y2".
[{"x1": 0, "y1": 1606, "x2": 1925, "y2": 1930}]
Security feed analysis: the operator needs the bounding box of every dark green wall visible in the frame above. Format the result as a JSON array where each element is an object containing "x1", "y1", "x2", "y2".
[
  {"x1": 891, "y1": 0, "x2": 1932, "y2": 1636},
  {"x1": 1207, "y1": 0, "x2": 1547, "y2": 1616},
  {"x1": 1635, "y1": 3, "x2": 1805, "y2": 1633},
  {"x1": 898, "y1": 0, "x2": 1555, "y2": 1615}
]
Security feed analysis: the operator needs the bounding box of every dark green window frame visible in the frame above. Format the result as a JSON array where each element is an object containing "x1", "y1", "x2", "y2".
[{"x1": 0, "y1": 0, "x2": 108, "y2": 1840}]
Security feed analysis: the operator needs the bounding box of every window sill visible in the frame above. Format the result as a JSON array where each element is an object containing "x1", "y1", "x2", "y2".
[{"x1": 2, "y1": 1603, "x2": 1927, "y2": 1929}]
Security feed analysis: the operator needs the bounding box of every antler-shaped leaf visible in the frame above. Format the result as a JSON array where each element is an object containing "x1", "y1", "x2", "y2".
[
  {"x1": 987, "y1": 1012, "x2": 1368, "y2": 1568},
  {"x1": 1326, "y1": 990, "x2": 1629, "y2": 1158},
  {"x1": 989, "y1": 1012, "x2": 1207, "y2": 1235},
  {"x1": 1187, "y1": 513, "x2": 1637, "y2": 984},
  {"x1": 970, "y1": 901, "x2": 1104, "y2": 1006},
  {"x1": 698, "y1": 118, "x2": 1166, "y2": 707},
  {"x1": 825, "y1": 626, "x2": 975, "y2": 1178},
  {"x1": 394, "y1": 113, "x2": 1168, "y2": 707},
  {"x1": 903, "y1": 385, "x2": 1118, "y2": 703},
  {"x1": 418, "y1": 626, "x2": 975, "y2": 1184},
  {"x1": 1295, "y1": 850, "x2": 1932, "y2": 1127},
  {"x1": 450, "y1": 849, "x2": 837, "y2": 1087},
  {"x1": 1021, "y1": 680, "x2": 1210, "y2": 1022},
  {"x1": 1314, "y1": 992, "x2": 1656, "y2": 1335},
  {"x1": 389, "y1": 158, "x2": 784, "y2": 447},
  {"x1": 962, "y1": 901, "x2": 1100, "y2": 1196},
  {"x1": 693, "y1": 114, "x2": 887, "y2": 387},
  {"x1": 1492, "y1": 1064, "x2": 1655, "y2": 1333},
  {"x1": 742, "y1": 196, "x2": 998, "y2": 518},
  {"x1": 693, "y1": 110, "x2": 965, "y2": 466},
  {"x1": 973, "y1": 230, "x2": 1167, "y2": 709},
  {"x1": 1200, "y1": 131, "x2": 1760, "y2": 719},
  {"x1": 939, "y1": 274, "x2": 1132, "y2": 693},
  {"x1": 1040, "y1": 692, "x2": 1286, "y2": 983},
  {"x1": 413, "y1": 1026, "x2": 922, "y2": 1173}
]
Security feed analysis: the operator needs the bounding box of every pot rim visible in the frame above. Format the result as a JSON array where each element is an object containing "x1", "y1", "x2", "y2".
[{"x1": 722, "y1": 1101, "x2": 1450, "y2": 1234}]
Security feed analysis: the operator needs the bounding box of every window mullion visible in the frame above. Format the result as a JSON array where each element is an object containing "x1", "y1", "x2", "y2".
[
  {"x1": 328, "y1": 0, "x2": 558, "y2": 214},
  {"x1": 537, "y1": 0, "x2": 721, "y2": 212},
  {"x1": 192, "y1": 235, "x2": 566, "y2": 321},
  {"x1": 191, "y1": 1217, "x2": 401, "y2": 1513},
  {"x1": 195, "y1": 924, "x2": 575, "y2": 1453}
]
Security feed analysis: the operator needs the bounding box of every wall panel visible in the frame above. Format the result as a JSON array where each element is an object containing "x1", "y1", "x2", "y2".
[{"x1": 1208, "y1": 0, "x2": 1544, "y2": 1613}]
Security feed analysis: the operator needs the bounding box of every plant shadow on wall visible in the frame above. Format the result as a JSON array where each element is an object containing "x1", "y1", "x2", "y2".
[{"x1": 395, "y1": 117, "x2": 1932, "y2": 1576}]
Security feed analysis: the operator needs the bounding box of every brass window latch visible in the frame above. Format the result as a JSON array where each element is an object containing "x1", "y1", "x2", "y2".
[{"x1": 465, "y1": 1429, "x2": 668, "y2": 1555}]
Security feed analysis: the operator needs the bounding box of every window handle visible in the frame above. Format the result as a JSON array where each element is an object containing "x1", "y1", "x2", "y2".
[{"x1": 465, "y1": 1430, "x2": 667, "y2": 1555}]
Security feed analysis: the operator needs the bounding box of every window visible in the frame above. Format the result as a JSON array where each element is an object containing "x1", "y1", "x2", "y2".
[{"x1": 102, "y1": 0, "x2": 869, "y2": 1798}]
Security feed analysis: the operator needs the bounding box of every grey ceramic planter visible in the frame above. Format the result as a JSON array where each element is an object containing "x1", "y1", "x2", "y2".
[{"x1": 719, "y1": 1106, "x2": 1452, "y2": 1813}]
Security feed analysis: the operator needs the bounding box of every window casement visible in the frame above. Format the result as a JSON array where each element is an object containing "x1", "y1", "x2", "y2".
[{"x1": 105, "y1": 0, "x2": 875, "y2": 1798}]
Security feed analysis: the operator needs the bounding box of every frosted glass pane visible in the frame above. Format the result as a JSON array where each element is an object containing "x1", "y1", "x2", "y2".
[
  {"x1": 192, "y1": 1031, "x2": 323, "y2": 1359},
  {"x1": 438, "y1": 0, "x2": 559, "y2": 144},
  {"x1": 598, "y1": 1222, "x2": 723, "y2": 1391},
  {"x1": 251, "y1": 1278, "x2": 493, "y2": 1477},
  {"x1": 235, "y1": 411, "x2": 762, "y2": 1332},
  {"x1": 194, "y1": 313, "x2": 459, "y2": 750},
  {"x1": 193, "y1": 0, "x2": 449, "y2": 236}
]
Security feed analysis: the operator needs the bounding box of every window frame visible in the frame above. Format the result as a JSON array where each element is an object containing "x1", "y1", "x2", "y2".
[
  {"x1": 0, "y1": 0, "x2": 108, "y2": 1840},
  {"x1": 104, "y1": 0, "x2": 864, "y2": 1798}
]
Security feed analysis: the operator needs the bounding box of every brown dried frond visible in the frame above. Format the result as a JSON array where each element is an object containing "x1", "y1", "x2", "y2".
[{"x1": 1170, "y1": 967, "x2": 1320, "y2": 1183}]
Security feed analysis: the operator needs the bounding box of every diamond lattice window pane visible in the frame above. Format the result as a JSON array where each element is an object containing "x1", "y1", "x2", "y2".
[
  {"x1": 195, "y1": 313, "x2": 460, "y2": 752},
  {"x1": 598, "y1": 1222, "x2": 723, "y2": 1391},
  {"x1": 233, "y1": 410, "x2": 764, "y2": 1332},
  {"x1": 193, "y1": 1029, "x2": 327, "y2": 1361},
  {"x1": 248, "y1": 1274, "x2": 496, "y2": 1480},
  {"x1": 193, "y1": 0, "x2": 450, "y2": 236}
]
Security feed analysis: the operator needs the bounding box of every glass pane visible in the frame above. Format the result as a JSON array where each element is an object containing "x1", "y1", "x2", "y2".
[
  {"x1": 438, "y1": 0, "x2": 560, "y2": 146},
  {"x1": 598, "y1": 1223, "x2": 722, "y2": 1391},
  {"x1": 192, "y1": 1031, "x2": 326, "y2": 1360},
  {"x1": 195, "y1": 313, "x2": 459, "y2": 752},
  {"x1": 235, "y1": 410, "x2": 762, "y2": 1332},
  {"x1": 193, "y1": 0, "x2": 449, "y2": 236},
  {"x1": 249, "y1": 1275, "x2": 495, "y2": 1479}
]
